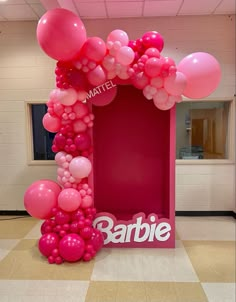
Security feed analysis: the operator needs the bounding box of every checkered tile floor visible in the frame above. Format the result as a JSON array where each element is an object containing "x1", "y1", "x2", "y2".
[{"x1": 0, "y1": 216, "x2": 235, "y2": 302}]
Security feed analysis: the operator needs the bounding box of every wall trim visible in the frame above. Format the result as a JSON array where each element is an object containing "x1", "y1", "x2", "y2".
[{"x1": 0, "y1": 210, "x2": 235, "y2": 219}]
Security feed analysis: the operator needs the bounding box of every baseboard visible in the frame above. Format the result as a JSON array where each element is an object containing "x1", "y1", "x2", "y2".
[
  {"x1": 176, "y1": 210, "x2": 236, "y2": 219},
  {"x1": 0, "y1": 210, "x2": 235, "y2": 219}
]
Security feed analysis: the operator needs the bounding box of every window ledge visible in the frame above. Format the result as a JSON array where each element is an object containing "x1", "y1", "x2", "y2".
[
  {"x1": 27, "y1": 160, "x2": 56, "y2": 166},
  {"x1": 176, "y1": 159, "x2": 235, "y2": 165}
]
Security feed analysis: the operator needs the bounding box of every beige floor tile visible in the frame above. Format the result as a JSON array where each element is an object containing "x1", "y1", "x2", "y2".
[
  {"x1": 0, "y1": 239, "x2": 94, "y2": 280},
  {"x1": 0, "y1": 217, "x2": 38, "y2": 239},
  {"x1": 85, "y1": 281, "x2": 208, "y2": 302},
  {"x1": 183, "y1": 240, "x2": 236, "y2": 282},
  {"x1": 202, "y1": 283, "x2": 236, "y2": 302},
  {"x1": 0, "y1": 239, "x2": 20, "y2": 261}
]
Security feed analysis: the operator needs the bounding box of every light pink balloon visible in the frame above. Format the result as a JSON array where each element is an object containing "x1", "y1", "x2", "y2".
[
  {"x1": 82, "y1": 37, "x2": 106, "y2": 62},
  {"x1": 116, "y1": 46, "x2": 135, "y2": 65},
  {"x1": 153, "y1": 88, "x2": 168, "y2": 106},
  {"x1": 87, "y1": 65, "x2": 106, "y2": 86},
  {"x1": 154, "y1": 95, "x2": 176, "y2": 111},
  {"x1": 81, "y1": 195, "x2": 93, "y2": 208},
  {"x1": 36, "y1": 8, "x2": 86, "y2": 61},
  {"x1": 164, "y1": 72, "x2": 187, "y2": 96},
  {"x1": 73, "y1": 120, "x2": 87, "y2": 133},
  {"x1": 57, "y1": 88, "x2": 78, "y2": 106},
  {"x1": 132, "y1": 72, "x2": 149, "y2": 89},
  {"x1": 150, "y1": 76, "x2": 163, "y2": 89},
  {"x1": 58, "y1": 188, "x2": 81, "y2": 212},
  {"x1": 42, "y1": 113, "x2": 61, "y2": 133},
  {"x1": 69, "y1": 156, "x2": 92, "y2": 179},
  {"x1": 177, "y1": 52, "x2": 221, "y2": 99},
  {"x1": 107, "y1": 29, "x2": 129, "y2": 46}
]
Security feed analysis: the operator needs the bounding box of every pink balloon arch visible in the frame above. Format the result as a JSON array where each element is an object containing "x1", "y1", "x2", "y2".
[{"x1": 24, "y1": 8, "x2": 222, "y2": 264}]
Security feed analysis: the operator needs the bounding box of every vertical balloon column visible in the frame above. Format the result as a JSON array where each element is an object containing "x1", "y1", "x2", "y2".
[{"x1": 24, "y1": 9, "x2": 104, "y2": 264}]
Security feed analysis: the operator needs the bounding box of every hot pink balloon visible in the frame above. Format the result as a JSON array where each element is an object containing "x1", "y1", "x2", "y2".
[
  {"x1": 142, "y1": 31, "x2": 164, "y2": 52},
  {"x1": 82, "y1": 37, "x2": 106, "y2": 62},
  {"x1": 59, "y1": 233, "x2": 85, "y2": 262},
  {"x1": 87, "y1": 65, "x2": 106, "y2": 86},
  {"x1": 58, "y1": 188, "x2": 81, "y2": 212},
  {"x1": 69, "y1": 156, "x2": 92, "y2": 179},
  {"x1": 38, "y1": 233, "x2": 59, "y2": 257},
  {"x1": 144, "y1": 57, "x2": 162, "y2": 78},
  {"x1": 36, "y1": 8, "x2": 87, "y2": 61},
  {"x1": 164, "y1": 72, "x2": 187, "y2": 96},
  {"x1": 132, "y1": 72, "x2": 149, "y2": 89},
  {"x1": 42, "y1": 113, "x2": 61, "y2": 133},
  {"x1": 24, "y1": 182, "x2": 58, "y2": 219},
  {"x1": 74, "y1": 133, "x2": 91, "y2": 150},
  {"x1": 88, "y1": 82, "x2": 117, "y2": 106},
  {"x1": 177, "y1": 52, "x2": 221, "y2": 99}
]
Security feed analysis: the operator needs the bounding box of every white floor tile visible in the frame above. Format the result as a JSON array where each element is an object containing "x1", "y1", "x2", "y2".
[
  {"x1": 0, "y1": 239, "x2": 20, "y2": 261},
  {"x1": 176, "y1": 216, "x2": 236, "y2": 241},
  {"x1": 0, "y1": 280, "x2": 89, "y2": 302},
  {"x1": 91, "y1": 240, "x2": 199, "y2": 282},
  {"x1": 202, "y1": 283, "x2": 236, "y2": 302},
  {"x1": 24, "y1": 221, "x2": 42, "y2": 239}
]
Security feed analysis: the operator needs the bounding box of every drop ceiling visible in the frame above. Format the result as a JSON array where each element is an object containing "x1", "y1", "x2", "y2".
[{"x1": 0, "y1": 0, "x2": 234, "y2": 21}]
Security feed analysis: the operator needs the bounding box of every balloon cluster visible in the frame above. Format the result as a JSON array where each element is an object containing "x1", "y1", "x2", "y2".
[
  {"x1": 24, "y1": 7, "x2": 222, "y2": 264},
  {"x1": 39, "y1": 206, "x2": 103, "y2": 264}
]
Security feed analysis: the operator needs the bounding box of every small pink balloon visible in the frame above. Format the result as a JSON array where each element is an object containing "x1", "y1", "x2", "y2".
[
  {"x1": 57, "y1": 88, "x2": 78, "y2": 106},
  {"x1": 81, "y1": 37, "x2": 106, "y2": 62},
  {"x1": 38, "y1": 233, "x2": 59, "y2": 257},
  {"x1": 144, "y1": 57, "x2": 162, "y2": 78},
  {"x1": 73, "y1": 120, "x2": 87, "y2": 133},
  {"x1": 177, "y1": 52, "x2": 221, "y2": 99},
  {"x1": 142, "y1": 31, "x2": 164, "y2": 52},
  {"x1": 36, "y1": 8, "x2": 87, "y2": 61},
  {"x1": 86, "y1": 229, "x2": 104, "y2": 252},
  {"x1": 87, "y1": 65, "x2": 106, "y2": 86},
  {"x1": 153, "y1": 88, "x2": 168, "y2": 106},
  {"x1": 164, "y1": 72, "x2": 187, "y2": 96},
  {"x1": 58, "y1": 188, "x2": 81, "y2": 212},
  {"x1": 59, "y1": 233, "x2": 85, "y2": 262},
  {"x1": 81, "y1": 195, "x2": 93, "y2": 208},
  {"x1": 69, "y1": 156, "x2": 92, "y2": 179},
  {"x1": 145, "y1": 47, "x2": 160, "y2": 58},
  {"x1": 42, "y1": 113, "x2": 61, "y2": 133},
  {"x1": 132, "y1": 72, "x2": 149, "y2": 89},
  {"x1": 107, "y1": 29, "x2": 129, "y2": 46},
  {"x1": 116, "y1": 46, "x2": 135, "y2": 65},
  {"x1": 74, "y1": 133, "x2": 91, "y2": 150}
]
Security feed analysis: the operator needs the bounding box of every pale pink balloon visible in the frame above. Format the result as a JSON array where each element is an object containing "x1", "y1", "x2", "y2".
[
  {"x1": 58, "y1": 188, "x2": 81, "y2": 212},
  {"x1": 81, "y1": 195, "x2": 93, "y2": 208},
  {"x1": 82, "y1": 37, "x2": 106, "y2": 62},
  {"x1": 177, "y1": 52, "x2": 221, "y2": 99},
  {"x1": 132, "y1": 72, "x2": 149, "y2": 89},
  {"x1": 164, "y1": 72, "x2": 187, "y2": 96},
  {"x1": 144, "y1": 57, "x2": 162, "y2": 78},
  {"x1": 87, "y1": 65, "x2": 106, "y2": 86},
  {"x1": 36, "y1": 8, "x2": 87, "y2": 61},
  {"x1": 116, "y1": 46, "x2": 135, "y2": 65},
  {"x1": 153, "y1": 88, "x2": 168, "y2": 106},
  {"x1": 150, "y1": 76, "x2": 163, "y2": 89},
  {"x1": 69, "y1": 156, "x2": 92, "y2": 179},
  {"x1": 154, "y1": 95, "x2": 176, "y2": 111},
  {"x1": 42, "y1": 112, "x2": 61, "y2": 133},
  {"x1": 57, "y1": 88, "x2": 78, "y2": 106},
  {"x1": 55, "y1": 151, "x2": 67, "y2": 165},
  {"x1": 77, "y1": 90, "x2": 88, "y2": 102},
  {"x1": 107, "y1": 29, "x2": 129, "y2": 46},
  {"x1": 102, "y1": 55, "x2": 115, "y2": 71}
]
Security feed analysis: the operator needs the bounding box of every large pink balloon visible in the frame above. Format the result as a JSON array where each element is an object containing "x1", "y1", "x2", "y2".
[
  {"x1": 42, "y1": 113, "x2": 61, "y2": 133},
  {"x1": 24, "y1": 181, "x2": 59, "y2": 219},
  {"x1": 37, "y1": 8, "x2": 87, "y2": 61},
  {"x1": 177, "y1": 52, "x2": 221, "y2": 99}
]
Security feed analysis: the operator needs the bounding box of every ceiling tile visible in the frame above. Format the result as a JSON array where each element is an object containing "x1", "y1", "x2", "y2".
[
  {"x1": 107, "y1": 1, "x2": 143, "y2": 17},
  {"x1": 214, "y1": 0, "x2": 236, "y2": 14},
  {"x1": 0, "y1": 4, "x2": 38, "y2": 20},
  {"x1": 30, "y1": 3, "x2": 46, "y2": 17},
  {"x1": 179, "y1": 0, "x2": 222, "y2": 14},
  {"x1": 75, "y1": 2, "x2": 107, "y2": 18},
  {"x1": 0, "y1": 0, "x2": 25, "y2": 4},
  {"x1": 25, "y1": 0, "x2": 42, "y2": 3},
  {"x1": 144, "y1": 0, "x2": 183, "y2": 16}
]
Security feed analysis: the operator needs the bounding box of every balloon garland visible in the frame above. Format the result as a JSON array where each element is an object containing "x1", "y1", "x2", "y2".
[{"x1": 24, "y1": 8, "x2": 221, "y2": 264}]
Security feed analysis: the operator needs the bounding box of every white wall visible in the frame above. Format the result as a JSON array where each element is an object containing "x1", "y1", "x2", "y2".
[{"x1": 0, "y1": 15, "x2": 235, "y2": 211}]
